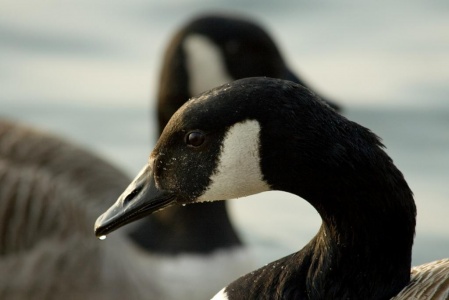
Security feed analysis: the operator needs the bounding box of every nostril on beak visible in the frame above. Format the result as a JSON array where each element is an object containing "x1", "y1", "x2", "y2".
[{"x1": 123, "y1": 186, "x2": 143, "y2": 205}]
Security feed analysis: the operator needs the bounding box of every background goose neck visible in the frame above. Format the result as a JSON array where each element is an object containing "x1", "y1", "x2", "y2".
[{"x1": 128, "y1": 201, "x2": 242, "y2": 254}]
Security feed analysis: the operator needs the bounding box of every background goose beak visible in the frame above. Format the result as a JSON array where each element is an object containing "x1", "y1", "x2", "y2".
[{"x1": 94, "y1": 164, "x2": 176, "y2": 237}]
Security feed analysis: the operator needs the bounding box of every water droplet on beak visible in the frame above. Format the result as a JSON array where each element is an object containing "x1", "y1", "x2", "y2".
[{"x1": 99, "y1": 235, "x2": 107, "y2": 240}]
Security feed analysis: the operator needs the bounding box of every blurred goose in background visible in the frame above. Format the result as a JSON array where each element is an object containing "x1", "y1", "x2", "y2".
[
  {"x1": 0, "y1": 119, "x2": 152, "y2": 299},
  {"x1": 96, "y1": 78, "x2": 449, "y2": 299},
  {"x1": 0, "y1": 118, "x2": 251, "y2": 299},
  {"x1": 129, "y1": 10, "x2": 341, "y2": 261}
]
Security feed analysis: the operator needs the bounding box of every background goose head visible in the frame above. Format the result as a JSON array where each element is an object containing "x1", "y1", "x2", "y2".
[{"x1": 157, "y1": 13, "x2": 340, "y2": 133}]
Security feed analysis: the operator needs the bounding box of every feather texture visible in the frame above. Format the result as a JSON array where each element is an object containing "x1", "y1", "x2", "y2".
[
  {"x1": 392, "y1": 259, "x2": 449, "y2": 300},
  {"x1": 0, "y1": 119, "x2": 155, "y2": 299}
]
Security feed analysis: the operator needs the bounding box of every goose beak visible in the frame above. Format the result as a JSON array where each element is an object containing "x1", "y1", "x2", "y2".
[{"x1": 94, "y1": 164, "x2": 176, "y2": 237}]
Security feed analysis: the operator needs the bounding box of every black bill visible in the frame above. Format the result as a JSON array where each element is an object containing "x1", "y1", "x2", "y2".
[{"x1": 94, "y1": 164, "x2": 176, "y2": 237}]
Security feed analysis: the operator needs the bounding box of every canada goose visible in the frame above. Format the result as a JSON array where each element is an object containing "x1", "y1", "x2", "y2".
[{"x1": 95, "y1": 77, "x2": 449, "y2": 299}]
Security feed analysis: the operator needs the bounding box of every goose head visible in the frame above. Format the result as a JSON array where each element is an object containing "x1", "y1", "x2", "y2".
[{"x1": 96, "y1": 77, "x2": 362, "y2": 237}]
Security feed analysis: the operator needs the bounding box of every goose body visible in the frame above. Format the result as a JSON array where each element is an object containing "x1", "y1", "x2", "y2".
[
  {"x1": 0, "y1": 119, "x2": 250, "y2": 299},
  {"x1": 0, "y1": 119, "x2": 151, "y2": 299},
  {"x1": 95, "y1": 77, "x2": 449, "y2": 299}
]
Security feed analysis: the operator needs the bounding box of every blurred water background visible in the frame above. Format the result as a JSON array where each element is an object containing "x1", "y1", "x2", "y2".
[{"x1": 1, "y1": 0, "x2": 448, "y2": 268}]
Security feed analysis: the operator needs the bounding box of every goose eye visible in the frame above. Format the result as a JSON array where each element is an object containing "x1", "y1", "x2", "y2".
[{"x1": 185, "y1": 131, "x2": 205, "y2": 147}]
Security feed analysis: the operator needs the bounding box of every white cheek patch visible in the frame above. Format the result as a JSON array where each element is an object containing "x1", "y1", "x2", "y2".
[
  {"x1": 184, "y1": 34, "x2": 233, "y2": 96},
  {"x1": 197, "y1": 120, "x2": 271, "y2": 202}
]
